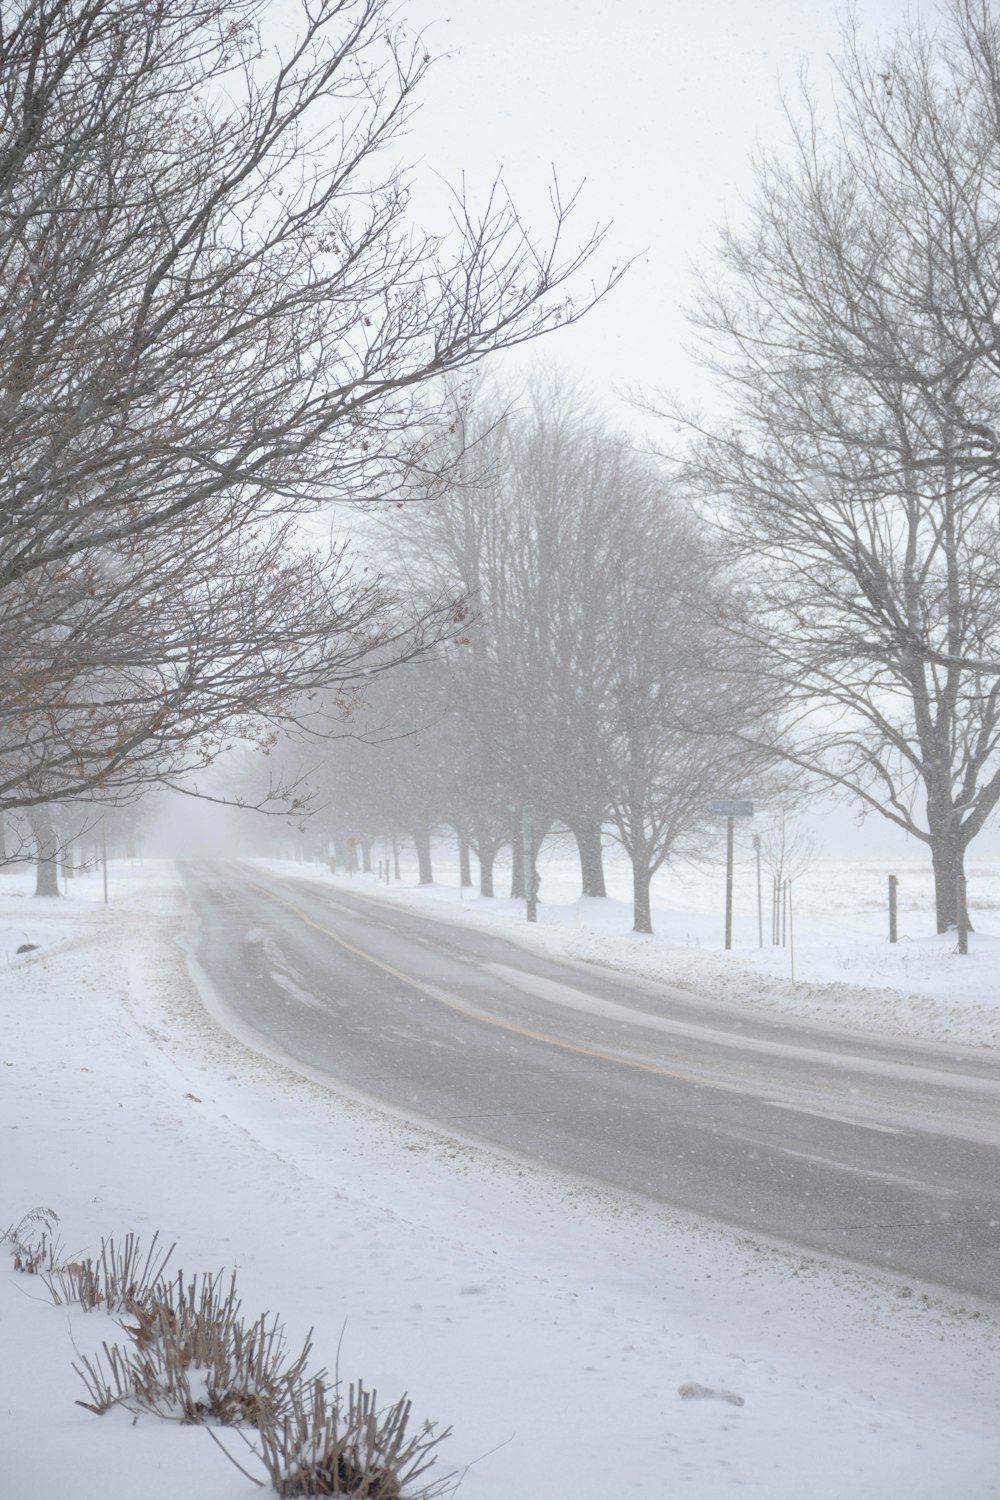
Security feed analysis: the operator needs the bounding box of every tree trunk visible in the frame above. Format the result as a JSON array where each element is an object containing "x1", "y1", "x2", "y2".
[
  {"x1": 361, "y1": 835, "x2": 373, "y2": 874},
  {"x1": 458, "y1": 833, "x2": 472, "y2": 888},
  {"x1": 413, "y1": 827, "x2": 434, "y2": 885},
  {"x1": 473, "y1": 824, "x2": 499, "y2": 896},
  {"x1": 930, "y1": 833, "x2": 971, "y2": 934},
  {"x1": 572, "y1": 820, "x2": 607, "y2": 898},
  {"x1": 30, "y1": 806, "x2": 60, "y2": 898},
  {"x1": 509, "y1": 829, "x2": 525, "y2": 899},
  {"x1": 631, "y1": 859, "x2": 653, "y2": 935}
]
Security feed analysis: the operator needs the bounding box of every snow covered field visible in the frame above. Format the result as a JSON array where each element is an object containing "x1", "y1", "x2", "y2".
[{"x1": 2, "y1": 856, "x2": 999, "y2": 1499}]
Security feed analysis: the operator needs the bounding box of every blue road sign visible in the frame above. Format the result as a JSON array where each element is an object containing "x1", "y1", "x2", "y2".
[{"x1": 708, "y1": 799, "x2": 754, "y2": 817}]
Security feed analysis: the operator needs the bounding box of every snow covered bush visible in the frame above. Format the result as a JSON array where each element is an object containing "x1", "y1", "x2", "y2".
[
  {"x1": 8, "y1": 1211, "x2": 454, "y2": 1495},
  {"x1": 73, "y1": 1267, "x2": 315, "y2": 1427},
  {"x1": 256, "y1": 1376, "x2": 452, "y2": 1498}
]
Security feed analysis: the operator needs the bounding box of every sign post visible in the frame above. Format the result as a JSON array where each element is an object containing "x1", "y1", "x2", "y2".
[{"x1": 708, "y1": 800, "x2": 754, "y2": 950}]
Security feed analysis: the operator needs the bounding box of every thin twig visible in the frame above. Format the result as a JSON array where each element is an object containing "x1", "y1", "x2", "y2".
[{"x1": 203, "y1": 1422, "x2": 266, "y2": 1487}]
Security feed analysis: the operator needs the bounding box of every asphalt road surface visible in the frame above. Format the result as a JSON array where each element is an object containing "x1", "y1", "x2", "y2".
[{"x1": 182, "y1": 861, "x2": 1000, "y2": 1302}]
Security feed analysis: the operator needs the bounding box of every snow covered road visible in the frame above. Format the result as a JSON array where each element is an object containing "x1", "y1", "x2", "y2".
[{"x1": 184, "y1": 862, "x2": 1000, "y2": 1303}]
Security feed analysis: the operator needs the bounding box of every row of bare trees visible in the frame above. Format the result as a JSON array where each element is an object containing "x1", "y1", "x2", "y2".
[
  {"x1": 0, "y1": 0, "x2": 615, "y2": 889},
  {"x1": 296, "y1": 384, "x2": 774, "y2": 933},
  {"x1": 13, "y1": 0, "x2": 1000, "y2": 942},
  {"x1": 301, "y1": 0, "x2": 1000, "y2": 940},
  {"x1": 295, "y1": 0, "x2": 1000, "y2": 941}
]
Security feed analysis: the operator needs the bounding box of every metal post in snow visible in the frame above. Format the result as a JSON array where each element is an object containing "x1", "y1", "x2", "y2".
[
  {"x1": 707, "y1": 799, "x2": 754, "y2": 952},
  {"x1": 724, "y1": 815, "x2": 734, "y2": 950},
  {"x1": 781, "y1": 879, "x2": 788, "y2": 947},
  {"x1": 888, "y1": 874, "x2": 898, "y2": 944}
]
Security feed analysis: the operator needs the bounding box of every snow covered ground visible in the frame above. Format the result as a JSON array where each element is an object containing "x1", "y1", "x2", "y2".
[{"x1": 2, "y1": 856, "x2": 999, "y2": 1499}]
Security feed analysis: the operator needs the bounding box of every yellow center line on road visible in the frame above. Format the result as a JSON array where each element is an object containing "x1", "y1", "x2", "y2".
[{"x1": 243, "y1": 878, "x2": 712, "y2": 1090}]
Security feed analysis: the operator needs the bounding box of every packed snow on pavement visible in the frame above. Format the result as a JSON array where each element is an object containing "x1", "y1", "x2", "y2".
[{"x1": 258, "y1": 838, "x2": 1000, "y2": 1050}]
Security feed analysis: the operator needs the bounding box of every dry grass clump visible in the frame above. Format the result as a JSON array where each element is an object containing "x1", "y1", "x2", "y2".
[
  {"x1": 2, "y1": 1205, "x2": 61, "y2": 1273},
  {"x1": 257, "y1": 1377, "x2": 452, "y2": 1498},
  {"x1": 44, "y1": 1230, "x2": 174, "y2": 1312},
  {"x1": 73, "y1": 1268, "x2": 316, "y2": 1427}
]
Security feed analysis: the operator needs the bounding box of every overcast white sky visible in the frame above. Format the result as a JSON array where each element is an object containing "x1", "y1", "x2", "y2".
[{"x1": 399, "y1": 0, "x2": 918, "y2": 426}]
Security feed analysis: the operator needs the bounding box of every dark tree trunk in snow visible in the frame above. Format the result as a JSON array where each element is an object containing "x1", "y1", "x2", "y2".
[
  {"x1": 631, "y1": 860, "x2": 653, "y2": 935},
  {"x1": 413, "y1": 827, "x2": 434, "y2": 885},
  {"x1": 509, "y1": 829, "x2": 525, "y2": 899},
  {"x1": 31, "y1": 807, "x2": 60, "y2": 897},
  {"x1": 931, "y1": 833, "x2": 971, "y2": 934},
  {"x1": 572, "y1": 821, "x2": 607, "y2": 897},
  {"x1": 458, "y1": 833, "x2": 472, "y2": 888},
  {"x1": 474, "y1": 826, "x2": 500, "y2": 897}
]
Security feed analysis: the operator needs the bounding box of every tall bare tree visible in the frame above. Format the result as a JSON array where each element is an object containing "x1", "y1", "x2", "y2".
[
  {"x1": 680, "y1": 0, "x2": 1000, "y2": 932},
  {"x1": 600, "y1": 493, "x2": 763, "y2": 933},
  {"x1": 0, "y1": 0, "x2": 617, "y2": 842}
]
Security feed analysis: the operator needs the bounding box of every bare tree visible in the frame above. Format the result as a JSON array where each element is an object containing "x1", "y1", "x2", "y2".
[
  {"x1": 601, "y1": 495, "x2": 763, "y2": 934},
  {"x1": 755, "y1": 810, "x2": 815, "y2": 945},
  {"x1": 0, "y1": 0, "x2": 618, "y2": 843},
  {"x1": 679, "y1": 0, "x2": 1000, "y2": 933}
]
